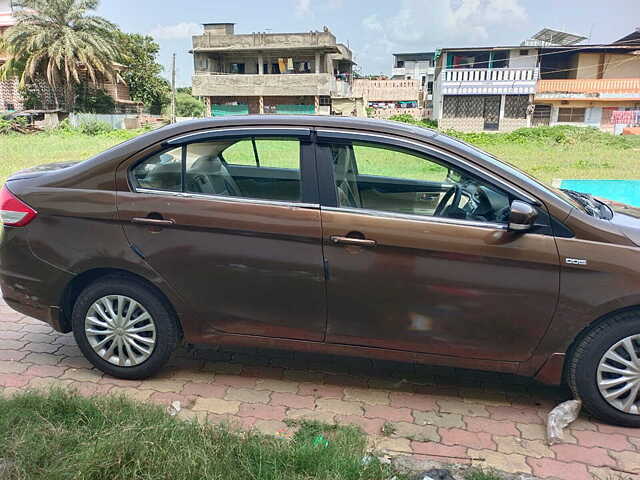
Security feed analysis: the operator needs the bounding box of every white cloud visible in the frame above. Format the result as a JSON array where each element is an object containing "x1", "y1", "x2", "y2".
[
  {"x1": 293, "y1": 0, "x2": 342, "y2": 18},
  {"x1": 150, "y1": 22, "x2": 201, "y2": 40},
  {"x1": 361, "y1": 0, "x2": 529, "y2": 58},
  {"x1": 295, "y1": 0, "x2": 312, "y2": 17}
]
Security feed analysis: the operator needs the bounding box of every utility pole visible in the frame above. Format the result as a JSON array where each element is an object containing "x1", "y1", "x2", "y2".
[{"x1": 171, "y1": 53, "x2": 177, "y2": 124}]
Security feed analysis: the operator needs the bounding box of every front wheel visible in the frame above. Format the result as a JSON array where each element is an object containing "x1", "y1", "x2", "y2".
[
  {"x1": 568, "y1": 310, "x2": 640, "y2": 427},
  {"x1": 72, "y1": 276, "x2": 179, "y2": 379}
]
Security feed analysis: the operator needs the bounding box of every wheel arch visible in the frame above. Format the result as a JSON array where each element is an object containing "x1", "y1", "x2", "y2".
[{"x1": 59, "y1": 267, "x2": 183, "y2": 338}]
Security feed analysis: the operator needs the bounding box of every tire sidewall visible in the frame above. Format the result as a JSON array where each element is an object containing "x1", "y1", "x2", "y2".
[
  {"x1": 573, "y1": 315, "x2": 640, "y2": 427},
  {"x1": 72, "y1": 277, "x2": 178, "y2": 380}
]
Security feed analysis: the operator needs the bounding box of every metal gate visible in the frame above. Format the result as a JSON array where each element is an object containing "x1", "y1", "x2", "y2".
[
  {"x1": 532, "y1": 104, "x2": 552, "y2": 126},
  {"x1": 483, "y1": 96, "x2": 501, "y2": 131}
]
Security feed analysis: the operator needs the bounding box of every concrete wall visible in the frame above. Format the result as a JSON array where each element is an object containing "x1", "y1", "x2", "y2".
[
  {"x1": 508, "y1": 49, "x2": 538, "y2": 69},
  {"x1": 369, "y1": 107, "x2": 425, "y2": 120},
  {"x1": 193, "y1": 30, "x2": 337, "y2": 51},
  {"x1": 499, "y1": 117, "x2": 528, "y2": 132},
  {"x1": 439, "y1": 116, "x2": 485, "y2": 132},
  {"x1": 439, "y1": 115, "x2": 527, "y2": 132},
  {"x1": 69, "y1": 113, "x2": 140, "y2": 129},
  {"x1": 192, "y1": 73, "x2": 333, "y2": 97},
  {"x1": 352, "y1": 79, "x2": 421, "y2": 102}
]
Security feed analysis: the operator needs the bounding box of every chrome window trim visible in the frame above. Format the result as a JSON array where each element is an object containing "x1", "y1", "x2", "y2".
[
  {"x1": 135, "y1": 188, "x2": 319, "y2": 210},
  {"x1": 322, "y1": 205, "x2": 508, "y2": 230},
  {"x1": 315, "y1": 128, "x2": 539, "y2": 205},
  {"x1": 167, "y1": 127, "x2": 312, "y2": 145}
]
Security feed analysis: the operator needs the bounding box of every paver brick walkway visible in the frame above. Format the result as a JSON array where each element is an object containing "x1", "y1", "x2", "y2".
[{"x1": 1, "y1": 298, "x2": 640, "y2": 480}]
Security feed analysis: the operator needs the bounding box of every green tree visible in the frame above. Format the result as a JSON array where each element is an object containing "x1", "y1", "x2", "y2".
[
  {"x1": 0, "y1": 0, "x2": 123, "y2": 111},
  {"x1": 75, "y1": 84, "x2": 115, "y2": 113},
  {"x1": 116, "y1": 32, "x2": 170, "y2": 114}
]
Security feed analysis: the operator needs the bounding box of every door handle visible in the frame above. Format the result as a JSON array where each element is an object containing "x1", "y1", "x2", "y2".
[
  {"x1": 132, "y1": 217, "x2": 175, "y2": 226},
  {"x1": 330, "y1": 236, "x2": 377, "y2": 247}
]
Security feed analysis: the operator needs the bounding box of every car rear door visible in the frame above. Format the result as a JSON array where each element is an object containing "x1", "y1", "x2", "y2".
[
  {"x1": 315, "y1": 129, "x2": 560, "y2": 362},
  {"x1": 116, "y1": 127, "x2": 327, "y2": 342}
]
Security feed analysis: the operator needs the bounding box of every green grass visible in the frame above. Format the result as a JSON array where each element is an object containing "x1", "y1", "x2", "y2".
[
  {"x1": 0, "y1": 389, "x2": 399, "y2": 480},
  {"x1": 1, "y1": 130, "x2": 142, "y2": 185},
  {"x1": 464, "y1": 469, "x2": 505, "y2": 480},
  {"x1": 1, "y1": 125, "x2": 639, "y2": 186}
]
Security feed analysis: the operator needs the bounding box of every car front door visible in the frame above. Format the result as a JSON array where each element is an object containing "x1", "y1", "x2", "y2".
[
  {"x1": 316, "y1": 131, "x2": 560, "y2": 362},
  {"x1": 116, "y1": 128, "x2": 326, "y2": 342}
]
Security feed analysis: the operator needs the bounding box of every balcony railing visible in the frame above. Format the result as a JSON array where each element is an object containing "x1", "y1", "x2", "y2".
[
  {"x1": 536, "y1": 78, "x2": 640, "y2": 96},
  {"x1": 440, "y1": 67, "x2": 539, "y2": 96},
  {"x1": 443, "y1": 67, "x2": 539, "y2": 83}
]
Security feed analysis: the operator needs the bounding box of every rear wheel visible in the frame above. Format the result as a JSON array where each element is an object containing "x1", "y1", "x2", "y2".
[
  {"x1": 72, "y1": 276, "x2": 178, "y2": 379},
  {"x1": 568, "y1": 310, "x2": 640, "y2": 427}
]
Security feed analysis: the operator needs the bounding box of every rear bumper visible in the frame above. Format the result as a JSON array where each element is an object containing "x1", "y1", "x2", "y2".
[
  {"x1": 4, "y1": 299, "x2": 66, "y2": 332},
  {"x1": 0, "y1": 225, "x2": 73, "y2": 332}
]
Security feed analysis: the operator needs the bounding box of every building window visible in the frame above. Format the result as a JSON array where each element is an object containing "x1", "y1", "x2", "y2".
[
  {"x1": 230, "y1": 63, "x2": 245, "y2": 74},
  {"x1": 319, "y1": 96, "x2": 331, "y2": 106},
  {"x1": 558, "y1": 108, "x2": 586, "y2": 123},
  {"x1": 427, "y1": 82, "x2": 433, "y2": 95},
  {"x1": 396, "y1": 60, "x2": 405, "y2": 68},
  {"x1": 519, "y1": 49, "x2": 529, "y2": 56}
]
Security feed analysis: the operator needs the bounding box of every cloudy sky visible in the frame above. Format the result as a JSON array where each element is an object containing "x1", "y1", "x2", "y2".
[{"x1": 95, "y1": 0, "x2": 639, "y2": 87}]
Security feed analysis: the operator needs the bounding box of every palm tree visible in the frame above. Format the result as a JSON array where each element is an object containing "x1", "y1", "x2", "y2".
[{"x1": 0, "y1": 0, "x2": 122, "y2": 110}]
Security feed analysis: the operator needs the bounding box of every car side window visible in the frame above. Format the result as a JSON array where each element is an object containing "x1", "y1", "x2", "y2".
[
  {"x1": 222, "y1": 138, "x2": 300, "y2": 170},
  {"x1": 132, "y1": 146, "x2": 183, "y2": 192},
  {"x1": 132, "y1": 138, "x2": 302, "y2": 203},
  {"x1": 329, "y1": 141, "x2": 511, "y2": 224}
]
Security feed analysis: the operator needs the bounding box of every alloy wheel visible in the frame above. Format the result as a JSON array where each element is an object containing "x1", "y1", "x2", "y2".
[
  {"x1": 84, "y1": 295, "x2": 157, "y2": 367},
  {"x1": 597, "y1": 334, "x2": 640, "y2": 414}
]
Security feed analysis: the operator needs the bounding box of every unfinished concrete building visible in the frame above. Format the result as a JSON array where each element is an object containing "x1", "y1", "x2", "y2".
[{"x1": 190, "y1": 23, "x2": 356, "y2": 116}]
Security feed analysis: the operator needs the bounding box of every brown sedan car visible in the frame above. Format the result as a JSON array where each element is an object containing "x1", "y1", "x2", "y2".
[{"x1": 2, "y1": 116, "x2": 640, "y2": 426}]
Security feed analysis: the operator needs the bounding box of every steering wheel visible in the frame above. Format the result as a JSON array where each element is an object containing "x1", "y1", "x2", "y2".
[{"x1": 434, "y1": 184, "x2": 462, "y2": 217}]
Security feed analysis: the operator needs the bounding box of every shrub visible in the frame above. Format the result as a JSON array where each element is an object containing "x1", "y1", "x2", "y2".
[
  {"x1": 175, "y1": 92, "x2": 205, "y2": 118},
  {"x1": 0, "y1": 116, "x2": 28, "y2": 134},
  {"x1": 79, "y1": 119, "x2": 113, "y2": 135},
  {"x1": 389, "y1": 114, "x2": 438, "y2": 129}
]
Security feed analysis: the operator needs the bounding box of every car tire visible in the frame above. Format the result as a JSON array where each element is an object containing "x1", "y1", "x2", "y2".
[
  {"x1": 72, "y1": 275, "x2": 179, "y2": 380},
  {"x1": 568, "y1": 310, "x2": 640, "y2": 427}
]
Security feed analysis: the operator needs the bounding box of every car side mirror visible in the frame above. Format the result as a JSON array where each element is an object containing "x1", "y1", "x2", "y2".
[{"x1": 508, "y1": 200, "x2": 538, "y2": 232}]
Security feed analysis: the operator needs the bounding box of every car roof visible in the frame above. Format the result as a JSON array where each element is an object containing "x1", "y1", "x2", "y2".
[{"x1": 162, "y1": 115, "x2": 440, "y2": 141}]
